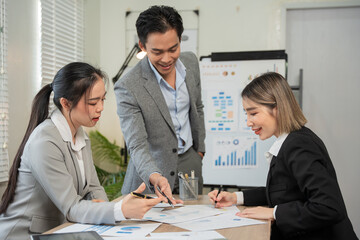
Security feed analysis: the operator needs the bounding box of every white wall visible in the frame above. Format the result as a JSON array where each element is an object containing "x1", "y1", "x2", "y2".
[
  {"x1": 96, "y1": 0, "x2": 358, "y2": 144},
  {"x1": 0, "y1": 0, "x2": 40, "y2": 196}
]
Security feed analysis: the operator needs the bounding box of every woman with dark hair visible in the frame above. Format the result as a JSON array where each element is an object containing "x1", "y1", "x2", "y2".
[
  {"x1": 0, "y1": 62, "x2": 163, "y2": 239},
  {"x1": 208, "y1": 72, "x2": 357, "y2": 240}
]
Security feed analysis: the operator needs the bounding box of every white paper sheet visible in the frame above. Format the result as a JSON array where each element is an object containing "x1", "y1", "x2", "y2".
[
  {"x1": 154, "y1": 202, "x2": 184, "y2": 208},
  {"x1": 55, "y1": 222, "x2": 161, "y2": 237},
  {"x1": 142, "y1": 204, "x2": 238, "y2": 224},
  {"x1": 172, "y1": 214, "x2": 266, "y2": 231},
  {"x1": 150, "y1": 230, "x2": 226, "y2": 239},
  {"x1": 144, "y1": 205, "x2": 221, "y2": 224}
]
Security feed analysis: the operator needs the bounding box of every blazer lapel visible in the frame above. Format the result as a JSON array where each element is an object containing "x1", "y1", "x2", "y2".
[
  {"x1": 81, "y1": 143, "x2": 90, "y2": 194},
  {"x1": 67, "y1": 143, "x2": 83, "y2": 194},
  {"x1": 141, "y1": 58, "x2": 176, "y2": 135},
  {"x1": 184, "y1": 66, "x2": 198, "y2": 122}
]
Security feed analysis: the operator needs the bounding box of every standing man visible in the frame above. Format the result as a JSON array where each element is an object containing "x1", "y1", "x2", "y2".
[{"x1": 114, "y1": 5, "x2": 205, "y2": 200}]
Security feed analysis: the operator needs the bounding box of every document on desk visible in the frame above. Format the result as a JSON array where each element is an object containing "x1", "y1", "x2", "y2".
[
  {"x1": 55, "y1": 222, "x2": 161, "y2": 237},
  {"x1": 154, "y1": 202, "x2": 184, "y2": 208},
  {"x1": 150, "y1": 230, "x2": 226, "y2": 239},
  {"x1": 102, "y1": 230, "x2": 225, "y2": 240},
  {"x1": 143, "y1": 204, "x2": 239, "y2": 224},
  {"x1": 172, "y1": 214, "x2": 266, "y2": 232}
]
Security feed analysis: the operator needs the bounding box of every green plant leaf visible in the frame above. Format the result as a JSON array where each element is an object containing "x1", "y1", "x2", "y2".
[{"x1": 90, "y1": 130, "x2": 128, "y2": 200}]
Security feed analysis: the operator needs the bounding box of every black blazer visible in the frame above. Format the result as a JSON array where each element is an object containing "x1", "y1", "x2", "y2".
[{"x1": 243, "y1": 127, "x2": 358, "y2": 240}]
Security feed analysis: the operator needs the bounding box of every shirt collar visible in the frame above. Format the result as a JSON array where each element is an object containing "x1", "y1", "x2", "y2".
[
  {"x1": 148, "y1": 57, "x2": 186, "y2": 85},
  {"x1": 50, "y1": 109, "x2": 88, "y2": 152},
  {"x1": 265, "y1": 133, "x2": 289, "y2": 163}
]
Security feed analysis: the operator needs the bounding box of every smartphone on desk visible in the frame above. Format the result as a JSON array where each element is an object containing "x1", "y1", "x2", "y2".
[{"x1": 31, "y1": 231, "x2": 103, "y2": 240}]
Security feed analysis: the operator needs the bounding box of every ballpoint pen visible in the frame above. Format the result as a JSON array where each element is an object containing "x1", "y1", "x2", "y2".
[
  {"x1": 156, "y1": 185, "x2": 174, "y2": 208},
  {"x1": 130, "y1": 191, "x2": 154, "y2": 199},
  {"x1": 214, "y1": 185, "x2": 223, "y2": 207}
]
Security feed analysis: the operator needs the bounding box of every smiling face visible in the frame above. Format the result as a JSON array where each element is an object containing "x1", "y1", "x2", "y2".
[
  {"x1": 242, "y1": 97, "x2": 279, "y2": 140},
  {"x1": 139, "y1": 28, "x2": 181, "y2": 80},
  {"x1": 68, "y1": 78, "x2": 106, "y2": 130}
]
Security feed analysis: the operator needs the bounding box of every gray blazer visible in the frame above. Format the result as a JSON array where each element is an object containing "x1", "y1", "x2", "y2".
[
  {"x1": 0, "y1": 119, "x2": 115, "y2": 240},
  {"x1": 114, "y1": 52, "x2": 205, "y2": 194}
]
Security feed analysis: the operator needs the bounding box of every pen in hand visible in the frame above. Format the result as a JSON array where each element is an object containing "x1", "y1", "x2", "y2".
[
  {"x1": 130, "y1": 191, "x2": 154, "y2": 199},
  {"x1": 156, "y1": 185, "x2": 174, "y2": 208},
  {"x1": 214, "y1": 185, "x2": 223, "y2": 207}
]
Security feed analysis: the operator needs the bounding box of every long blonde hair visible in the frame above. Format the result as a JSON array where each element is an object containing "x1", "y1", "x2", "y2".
[{"x1": 241, "y1": 72, "x2": 307, "y2": 134}]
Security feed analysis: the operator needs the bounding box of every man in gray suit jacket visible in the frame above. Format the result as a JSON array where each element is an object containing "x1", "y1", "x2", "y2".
[{"x1": 114, "y1": 6, "x2": 205, "y2": 199}]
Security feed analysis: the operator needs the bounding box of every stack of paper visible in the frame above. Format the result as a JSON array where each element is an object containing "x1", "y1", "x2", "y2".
[{"x1": 56, "y1": 204, "x2": 265, "y2": 239}]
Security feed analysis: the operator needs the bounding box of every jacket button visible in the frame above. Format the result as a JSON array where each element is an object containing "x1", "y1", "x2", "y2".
[
  {"x1": 172, "y1": 148, "x2": 177, "y2": 153},
  {"x1": 170, "y1": 171, "x2": 175, "y2": 176}
]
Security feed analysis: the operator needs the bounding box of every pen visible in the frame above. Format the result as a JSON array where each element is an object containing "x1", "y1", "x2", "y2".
[
  {"x1": 130, "y1": 191, "x2": 154, "y2": 199},
  {"x1": 156, "y1": 185, "x2": 174, "y2": 208},
  {"x1": 214, "y1": 185, "x2": 223, "y2": 207}
]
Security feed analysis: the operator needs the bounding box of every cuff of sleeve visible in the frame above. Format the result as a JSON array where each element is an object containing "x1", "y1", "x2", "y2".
[
  {"x1": 114, "y1": 200, "x2": 126, "y2": 221},
  {"x1": 235, "y1": 191, "x2": 244, "y2": 205},
  {"x1": 273, "y1": 205, "x2": 278, "y2": 220}
]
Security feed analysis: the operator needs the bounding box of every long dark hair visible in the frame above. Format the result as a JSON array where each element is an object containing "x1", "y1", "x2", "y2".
[{"x1": 0, "y1": 62, "x2": 107, "y2": 214}]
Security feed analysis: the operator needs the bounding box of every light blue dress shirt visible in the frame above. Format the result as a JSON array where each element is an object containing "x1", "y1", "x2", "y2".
[{"x1": 148, "y1": 58, "x2": 193, "y2": 154}]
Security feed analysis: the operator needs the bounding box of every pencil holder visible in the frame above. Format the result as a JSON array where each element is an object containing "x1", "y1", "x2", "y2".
[{"x1": 179, "y1": 177, "x2": 198, "y2": 200}]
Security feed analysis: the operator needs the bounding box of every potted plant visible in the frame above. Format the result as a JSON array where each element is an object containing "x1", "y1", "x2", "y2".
[{"x1": 89, "y1": 130, "x2": 128, "y2": 201}]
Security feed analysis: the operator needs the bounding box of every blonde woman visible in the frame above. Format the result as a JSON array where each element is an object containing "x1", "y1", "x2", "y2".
[{"x1": 208, "y1": 72, "x2": 357, "y2": 240}]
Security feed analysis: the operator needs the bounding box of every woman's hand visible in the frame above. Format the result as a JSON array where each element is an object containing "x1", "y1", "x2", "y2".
[
  {"x1": 208, "y1": 190, "x2": 237, "y2": 208},
  {"x1": 236, "y1": 206, "x2": 274, "y2": 220},
  {"x1": 121, "y1": 183, "x2": 164, "y2": 219}
]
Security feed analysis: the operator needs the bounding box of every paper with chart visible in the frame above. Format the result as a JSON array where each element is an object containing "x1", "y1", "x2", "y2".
[
  {"x1": 200, "y1": 57, "x2": 285, "y2": 187},
  {"x1": 143, "y1": 205, "x2": 239, "y2": 224},
  {"x1": 103, "y1": 230, "x2": 225, "y2": 240},
  {"x1": 206, "y1": 89, "x2": 238, "y2": 132},
  {"x1": 55, "y1": 222, "x2": 161, "y2": 237},
  {"x1": 172, "y1": 213, "x2": 266, "y2": 232}
]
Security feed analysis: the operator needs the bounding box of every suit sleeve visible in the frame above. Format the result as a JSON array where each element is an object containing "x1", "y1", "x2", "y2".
[
  {"x1": 275, "y1": 135, "x2": 346, "y2": 236},
  {"x1": 242, "y1": 187, "x2": 268, "y2": 206},
  {"x1": 192, "y1": 54, "x2": 206, "y2": 153},
  {"x1": 29, "y1": 139, "x2": 116, "y2": 225},
  {"x1": 114, "y1": 80, "x2": 162, "y2": 190}
]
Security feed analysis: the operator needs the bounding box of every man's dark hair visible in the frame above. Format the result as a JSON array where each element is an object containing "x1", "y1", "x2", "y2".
[{"x1": 136, "y1": 5, "x2": 184, "y2": 46}]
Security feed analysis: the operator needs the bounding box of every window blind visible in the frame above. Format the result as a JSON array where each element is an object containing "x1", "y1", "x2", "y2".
[
  {"x1": 0, "y1": 0, "x2": 8, "y2": 182},
  {"x1": 40, "y1": 0, "x2": 84, "y2": 88}
]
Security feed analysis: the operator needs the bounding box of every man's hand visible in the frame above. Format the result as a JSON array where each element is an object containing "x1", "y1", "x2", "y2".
[{"x1": 149, "y1": 173, "x2": 183, "y2": 205}]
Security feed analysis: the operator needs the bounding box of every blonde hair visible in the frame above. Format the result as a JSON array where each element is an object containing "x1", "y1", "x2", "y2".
[{"x1": 241, "y1": 72, "x2": 307, "y2": 134}]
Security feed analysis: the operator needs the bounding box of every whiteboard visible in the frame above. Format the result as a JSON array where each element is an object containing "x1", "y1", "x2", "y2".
[{"x1": 200, "y1": 52, "x2": 287, "y2": 187}]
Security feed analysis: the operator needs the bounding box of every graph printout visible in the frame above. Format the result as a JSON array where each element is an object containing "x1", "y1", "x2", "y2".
[
  {"x1": 200, "y1": 57, "x2": 285, "y2": 186},
  {"x1": 55, "y1": 222, "x2": 161, "y2": 237},
  {"x1": 214, "y1": 136, "x2": 258, "y2": 168},
  {"x1": 206, "y1": 89, "x2": 238, "y2": 132}
]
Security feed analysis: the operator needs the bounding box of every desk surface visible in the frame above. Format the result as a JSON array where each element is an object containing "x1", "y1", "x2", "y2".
[{"x1": 46, "y1": 195, "x2": 271, "y2": 240}]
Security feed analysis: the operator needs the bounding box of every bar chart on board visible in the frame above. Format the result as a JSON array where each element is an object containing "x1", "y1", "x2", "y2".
[{"x1": 213, "y1": 137, "x2": 258, "y2": 168}]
